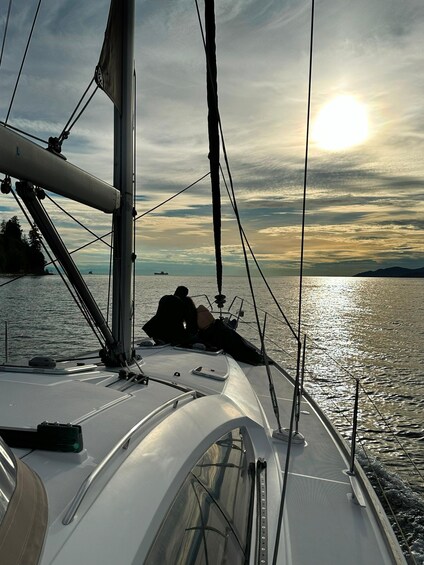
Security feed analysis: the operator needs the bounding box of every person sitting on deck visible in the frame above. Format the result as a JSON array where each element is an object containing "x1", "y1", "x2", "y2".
[
  {"x1": 142, "y1": 293, "x2": 187, "y2": 345},
  {"x1": 196, "y1": 305, "x2": 264, "y2": 365},
  {"x1": 174, "y1": 286, "x2": 198, "y2": 340}
]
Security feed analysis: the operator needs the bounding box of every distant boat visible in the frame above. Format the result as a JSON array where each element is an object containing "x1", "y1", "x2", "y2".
[{"x1": 154, "y1": 271, "x2": 168, "y2": 275}]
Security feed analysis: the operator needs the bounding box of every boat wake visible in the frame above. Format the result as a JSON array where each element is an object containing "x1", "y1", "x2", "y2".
[{"x1": 358, "y1": 452, "x2": 424, "y2": 564}]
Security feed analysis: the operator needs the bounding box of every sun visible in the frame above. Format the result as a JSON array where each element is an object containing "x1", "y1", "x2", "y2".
[{"x1": 312, "y1": 95, "x2": 368, "y2": 151}]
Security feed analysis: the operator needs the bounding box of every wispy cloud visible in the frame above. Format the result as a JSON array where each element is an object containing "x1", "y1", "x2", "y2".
[{"x1": 1, "y1": 0, "x2": 423, "y2": 275}]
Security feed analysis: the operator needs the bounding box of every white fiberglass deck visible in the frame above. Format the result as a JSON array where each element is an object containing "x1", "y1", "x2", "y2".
[
  {"x1": 0, "y1": 344, "x2": 404, "y2": 564},
  {"x1": 241, "y1": 362, "x2": 403, "y2": 565}
]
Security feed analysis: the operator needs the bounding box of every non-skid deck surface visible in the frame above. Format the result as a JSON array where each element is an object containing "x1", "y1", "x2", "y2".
[{"x1": 242, "y1": 362, "x2": 396, "y2": 565}]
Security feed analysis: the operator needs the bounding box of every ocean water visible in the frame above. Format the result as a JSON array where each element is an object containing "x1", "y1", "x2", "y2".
[{"x1": 1, "y1": 274, "x2": 423, "y2": 561}]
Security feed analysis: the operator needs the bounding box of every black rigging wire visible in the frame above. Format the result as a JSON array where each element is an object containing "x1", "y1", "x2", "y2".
[
  {"x1": 220, "y1": 166, "x2": 298, "y2": 342},
  {"x1": 132, "y1": 69, "x2": 137, "y2": 351},
  {"x1": 44, "y1": 193, "x2": 112, "y2": 249},
  {"x1": 58, "y1": 78, "x2": 97, "y2": 144},
  {"x1": 0, "y1": 174, "x2": 208, "y2": 291},
  {"x1": 134, "y1": 172, "x2": 210, "y2": 222},
  {"x1": 0, "y1": 0, "x2": 13, "y2": 70},
  {"x1": 272, "y1": 3, "x2": 315, "y2": 564},
  {"x1": 195, "y1": 0, "x2": 285, "y2": 435},
  {"x1": 297, "y1": 1, "x2": 315, "y2": 340},
  {"x1": 5, "y1": 0, "x2": 42, "y2": 125},
  {"x1": 10, "y1": 189, "x2": 105, "y2": 349}
]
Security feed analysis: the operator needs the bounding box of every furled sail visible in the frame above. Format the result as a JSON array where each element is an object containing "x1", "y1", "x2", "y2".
[{"x1": 95, "y1": 0, "x2": 123, "y2": 112}]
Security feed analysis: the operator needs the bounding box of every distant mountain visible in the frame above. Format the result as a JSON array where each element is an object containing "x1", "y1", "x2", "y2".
[{"x1": 354, "y1": 266, "x2": 424, "y2": 278}]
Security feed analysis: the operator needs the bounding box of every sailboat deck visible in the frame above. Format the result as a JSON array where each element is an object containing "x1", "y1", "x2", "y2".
[
  {"x1": 241, "y1": 361, "x2": 401, "y2": 564},
  {"x1": 135, "y1": 345, "x2": 401, "y2": 563},
  {"x1": 0, "y1": 345, "x2": 403, "y2": 564}
]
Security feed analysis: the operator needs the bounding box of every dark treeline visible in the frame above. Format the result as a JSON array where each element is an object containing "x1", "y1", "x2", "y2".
[{"x1": 0, "y1": 216, "x2": 46, "y2": 275}]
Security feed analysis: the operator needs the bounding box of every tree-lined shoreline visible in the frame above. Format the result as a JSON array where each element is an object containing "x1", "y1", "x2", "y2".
[{"x1": 0, "y1": 216, "x2": 47, "y2": 275}]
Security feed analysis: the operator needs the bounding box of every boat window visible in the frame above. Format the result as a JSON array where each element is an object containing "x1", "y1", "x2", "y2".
[
  {"x1": 0, "y1": 436, "x2": 48, "y2": 565},
  {"x1": 145, "y1": 428, "x2": 254, "y2": 564},
  {"x1": 0, "y1": 437, "x2": 17, "y2": 525}
]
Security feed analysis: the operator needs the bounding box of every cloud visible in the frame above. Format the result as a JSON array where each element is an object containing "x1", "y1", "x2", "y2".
[{"x1": 1, "y1": 0, "x2": 424, "y2": 275}]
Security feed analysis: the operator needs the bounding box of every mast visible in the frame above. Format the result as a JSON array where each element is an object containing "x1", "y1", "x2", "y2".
[{"x1": 110, "y1": 0, "x2": 135, "y2": 364}]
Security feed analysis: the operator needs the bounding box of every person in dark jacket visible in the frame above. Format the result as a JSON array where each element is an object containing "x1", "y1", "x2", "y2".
[
  {"x1": 174, "y1": 286, "x2": 198, "y2": 338},
  {"x1": 142, "y1": 293, "x2": 187, "y2": 345}
]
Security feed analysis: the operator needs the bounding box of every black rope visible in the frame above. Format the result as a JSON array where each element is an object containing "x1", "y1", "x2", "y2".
[
  {"x1": 297, "y1": 0, "x2": 315, "y2": 339},
  {"x1": 273, "y1": 3, "x2": 315, "y2": 564},
  {"x1": 5, "y1": 0, "x2": 42, "y2": 124},
  {"x1": 132, "y1": 69, "x2": 137, "y2": 350},
  {"x1": 0, "y1": 0, "x2": 13, "y2": 69},
  {"x1": 58, "y1": 84, "x2": 99, "y2": 145},
  {"x1": 134, "y1": 172, "x2": 210, "y2": 221},
  {"x1": 220, "y1": 166, "x2": 298, "y2": 342},
  {"x1": 58, "y1": 78, "x2": 96, "y2": 144},
  {"x1": 196, "y1": 0, "x2": 284, "y2": 433}
]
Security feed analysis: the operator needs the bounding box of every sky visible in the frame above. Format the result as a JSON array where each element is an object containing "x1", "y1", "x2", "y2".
[{"x1": 0, "y1": 0, "x2": 423, "y2": 276}]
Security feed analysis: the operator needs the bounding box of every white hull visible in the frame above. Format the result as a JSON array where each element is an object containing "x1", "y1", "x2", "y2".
[{"x1": 0, "y1": 342, "x2": 405, "y2": 564}]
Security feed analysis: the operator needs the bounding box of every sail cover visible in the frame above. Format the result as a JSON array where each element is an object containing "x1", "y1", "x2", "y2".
[{"x1": 95, "y1": 0, "x2": 123, "y2": 112}]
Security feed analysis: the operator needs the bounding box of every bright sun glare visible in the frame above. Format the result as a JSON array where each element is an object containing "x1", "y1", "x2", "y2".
[{"x1": 312, "y1": 95, "x2": 369, "y2": 151}]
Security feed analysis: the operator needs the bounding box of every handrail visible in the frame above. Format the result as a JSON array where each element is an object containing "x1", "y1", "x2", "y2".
[{"x1": 62, "y1": 390, "x2": 198, "y2": 525}]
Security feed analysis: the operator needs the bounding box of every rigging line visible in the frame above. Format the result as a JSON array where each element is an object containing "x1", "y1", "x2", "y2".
[
  {"x1": 134, "y1": 172, "x2": 210, "y2": 221},
  {"x1": 4, "y1": 0, "x2": 42, "y2": 125},
  {"x1": 35, "y1": 193, "x2": 107, "y2": 346},
  {"x1": 0, "y1": 0, "x2": 13, "y2": 69},
  {"x1": 106, "y1": 228, "x2": 113, "y2": 325},
  {"x1": 308, "y1": 360, "x2": 423, "y2": 495},
  {"x1": 297, "y1": 0, "x2": 315, "y2": 339},
  {"x1": 273, "y1": 3, "x2": 315, "y2": 564},
  {"x1": 217, "y1": 115, "x2": 285, "y2": 432},
  {"x1": 196, "y1": 2, "x2": 285, "y2": 445},
  {"x1": 309, "y1": 370, "x2": 416, "y2": 558},
  {"x1": 132, "y1": 69, "x2": 137, "y2": 350},
  {"x1": 0, "y1": 121, "x2": 48, "y2": 144},
  {"x1": 195, "y1": 2, "x2": 265, "y2": 339},
  {"x1": 62, "y1": 85, "x2": 99, "y2": 140},
  {"x1": 36, "y1": 196, "x2": 107, "y2": 346},
  {"x1": 358, "y1": 382, "x2": 424, "y2": 483},
  {"x1": 44, "y1": 193, "x2": 112, "y2": 249},
  {"x1": 58, "y1": 77, "x2": 95, "y2": 143},
  {"x1": 212, "y1": 88, "x2": 286, "y2": 437},
  {"x1": 0, "y1": 175, "x2": 209, "y2": 290},
  {"x1": 221, "y1": 167, "x2": 298, "y2": 342},
  {"x1": 10, "y1": 189, "x2": 104, "y2": 348}
]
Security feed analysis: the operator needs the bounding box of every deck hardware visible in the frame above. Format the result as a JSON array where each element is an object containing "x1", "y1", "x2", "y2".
[
  {"x1": 348, "y1": 377, "x2": 361, "y2": 476},
  {"x1": 256, "y1": 458, "x2": 268, "y2": 564},
  {"x1": 4, "y1": 321, "x2": 7, "y2": 363},
  {"x1": 295, "y1": 334, "x2": 307, "y2": 436},
  {"x1": 0, "y1": 422, "x2": 83, "y2": 453},
  {"x1": 0, "y1": 175, "x2": 11, "y2": 194},
  {"x1": 62, "y1": 390, "x2": 197, "y2": 525}
]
